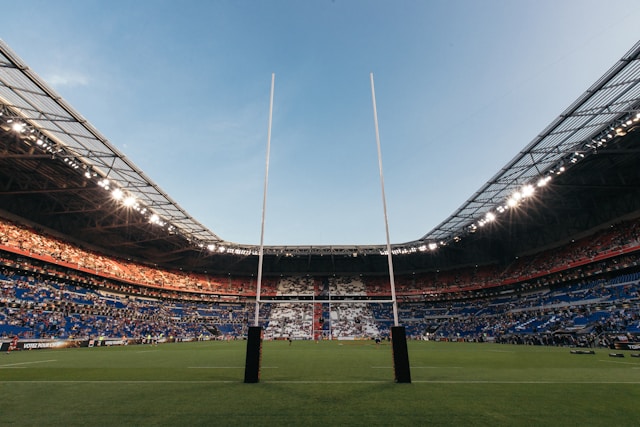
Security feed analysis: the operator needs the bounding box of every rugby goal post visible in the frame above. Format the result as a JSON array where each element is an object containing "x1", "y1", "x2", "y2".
[{"x1": 244, "y1": 73, "x2": 411, "y2": 383}]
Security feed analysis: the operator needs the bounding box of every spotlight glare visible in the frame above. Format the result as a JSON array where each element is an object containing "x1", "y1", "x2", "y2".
[
  {"x1": 521, "y1": 184, "x2": 535, "y2": 198},
  {"x1": 537, "y1": 176, "x2": 551, "y2": 187},
  {"x1": 11, "y1": 122, "x2": 25, "y2": 132},
  {"x1": 123, "y1": 196, "x2": 136, "y2": 207}
]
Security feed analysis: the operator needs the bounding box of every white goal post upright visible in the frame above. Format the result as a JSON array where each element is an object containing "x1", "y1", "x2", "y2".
[
  {"x1": 254, "y1": 73, "x2": 275, "y2": 327},
  {"x1": 370, "y1": 72, "x2": 411, "y2": 383},
  {"x1": 245, "y1": 73, "x2": 275, "y2": 383},
  {"x1": 370, "y1": 73, "x2": 399, "y2": 327}
]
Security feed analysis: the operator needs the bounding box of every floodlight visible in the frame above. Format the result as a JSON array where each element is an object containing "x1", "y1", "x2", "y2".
[
  {"x1": 112, "y1": 188, "x2": 123, "y2": 200},
  {"x1": 485, "y1": 212, "x2": 496, "y2": 222},
  {"x1": 513, "y1": 191, "x2": 522, "y2": 201},
  {"x1": 537, "y1": 176, "x2": 551, "y2": 187},
  {"x1": 123, "y1": 196, "x2": 136, "y2": 207},
  {"x1": 521, "y1": 184, "x2": 534, "y2": 198},
  {"x1": 428, "y1": 243, "x2": 437, "y2": 251}
]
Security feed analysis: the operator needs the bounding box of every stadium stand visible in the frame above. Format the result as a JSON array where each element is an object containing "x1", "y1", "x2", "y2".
[
  {"x1": 2, "y1": 39, "x2": 640, "y2": 351},
  {"x1": 1, "y1": 214, "x2": 639, "y2": 348}
]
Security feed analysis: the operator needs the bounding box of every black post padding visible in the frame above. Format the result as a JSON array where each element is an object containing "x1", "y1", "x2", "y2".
[
  {"x1": 244, "y1": 326, "x2": 263, "y2": 383},
  {"x1": 391, "y1": 326, "x2": 411, "y2": 383}
]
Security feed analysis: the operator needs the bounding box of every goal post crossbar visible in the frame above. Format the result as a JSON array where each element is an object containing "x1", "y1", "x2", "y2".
[{"x1": 256, "y1": 298, "x2": 395, "y2": 304}]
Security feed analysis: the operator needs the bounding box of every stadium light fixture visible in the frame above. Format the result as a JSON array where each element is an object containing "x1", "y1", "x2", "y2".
[
  {"x1": 521, "y1": 184, "x2": 535, "y2": 198},
  {"x1": 11, "y1": 122, "x2": 25, "y2": 133},
  {"x1": 98, "y1": 179, "x2": 110, "y2": 190},
  {"x1": 112, "y1": 188, "x2": 123, "y2": 200},
  {"x1": 123, "y1": 196, "x2": 136, "y2": 207},
  {"x1": 537, "y1": 176, "x2": 551, "y2": 187}
]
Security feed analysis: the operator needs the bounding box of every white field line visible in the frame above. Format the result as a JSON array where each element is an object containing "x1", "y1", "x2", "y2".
[
  {"x1": 188, "y1": 366, "x2": 279, "y2": 369},
  {"x1": 371, "y1": 366, "x2": 463, "y2": 369},
  {"x1": 0, "y1": 359, "x2": 57, "y2": 368},
  {"x1": 2, "y1": 379, "x2": 640, "y2": 385},
  {"x1": 599, "y1": 359, "x2": 640, "y2": 365}
]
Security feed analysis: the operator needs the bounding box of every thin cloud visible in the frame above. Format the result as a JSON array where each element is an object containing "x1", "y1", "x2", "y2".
[{"x1": 45, "y1": 70, "x2": 89, "y2": 88}]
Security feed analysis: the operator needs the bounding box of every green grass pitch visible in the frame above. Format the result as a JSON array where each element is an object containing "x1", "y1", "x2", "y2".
[{"x1": 1, "y1": 340, "x2": 639, "y2": 426}]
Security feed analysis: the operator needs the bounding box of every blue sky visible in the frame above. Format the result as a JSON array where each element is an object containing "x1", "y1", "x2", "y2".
[{"x1": 2, "y1": 0, "x2": 640, "y2": 246}]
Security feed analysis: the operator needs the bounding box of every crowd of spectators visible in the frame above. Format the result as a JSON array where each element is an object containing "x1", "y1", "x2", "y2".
[
  {"x1": 0, "y1": 270, "x2": 226, "y2": 341},
  {"x1": 1, "y1": 214, "x2": 640, "y2": 346},
  {"x1": 262, "y1": 276, "x2": 380, "y2": 339},
  {"x1": 0, "y1": 218, "x2": 250, "y2": 295}
]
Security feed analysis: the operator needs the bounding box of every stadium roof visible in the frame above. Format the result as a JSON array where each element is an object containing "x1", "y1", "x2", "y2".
[
  {"x1": 0, "y1": 39, "x2": 222, "y2": 246},
  {"x1": 423, "y1": 39, "x2": 640, "y2": 244},
  {"x1": 1, "y1": 39, "x2": 640, "y2": 275}
]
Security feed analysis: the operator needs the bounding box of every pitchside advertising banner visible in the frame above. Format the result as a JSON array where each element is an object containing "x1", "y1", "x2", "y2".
[
  {"x1": 0, "y1": 338, "x2": 141, "y2": 351},
  {"x1": 0, "y1": 336, "x2": 200, "y2": 351},
  {"x1": 613, "y1": 341, "x2": 640, "y2": 351}
]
